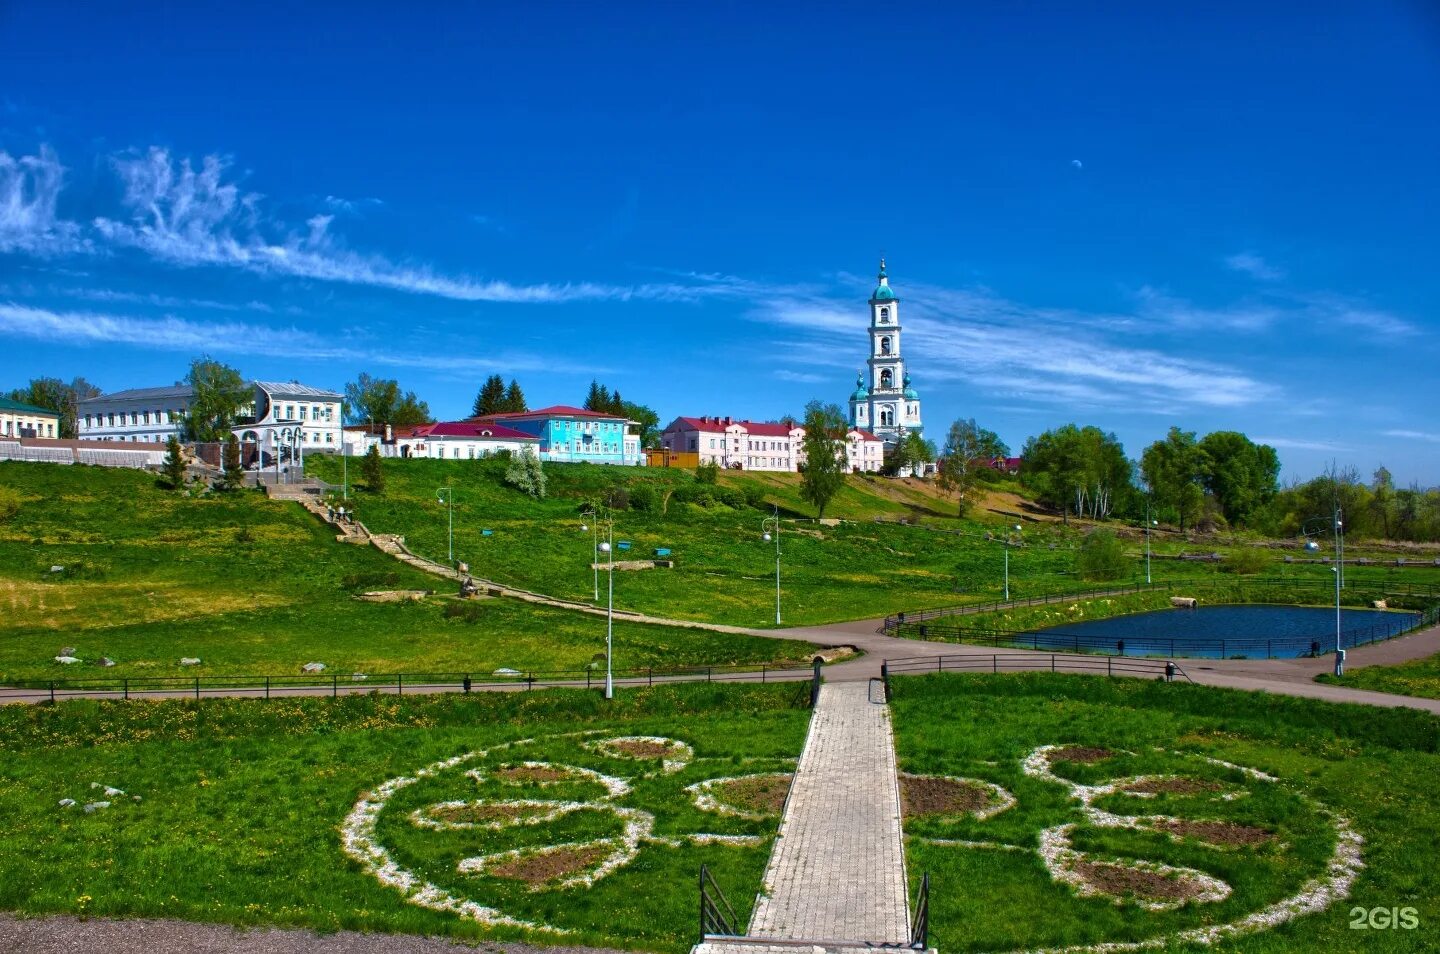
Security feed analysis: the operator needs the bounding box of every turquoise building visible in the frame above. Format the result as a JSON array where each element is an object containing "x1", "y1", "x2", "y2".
[{"x1": 477, "y1": 405, "x2": 643, "y2": 465}]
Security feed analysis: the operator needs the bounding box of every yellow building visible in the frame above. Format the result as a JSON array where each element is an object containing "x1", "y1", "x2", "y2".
[{"x1": 0, "y1": 397, "x2": 60, "y2": 439}]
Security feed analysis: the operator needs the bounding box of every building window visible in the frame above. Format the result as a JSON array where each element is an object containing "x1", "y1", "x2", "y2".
[
  {"x1": 880, "y1": 369, "x2": 893, "y2": 389},
  {"x1": 881, "y1": 337, "x2": 891, "y2": 355},
  {"x1": 880, "y1": 306, "x2": 889, "y2": 321},
  {"x1": 108, "y1": 413, "x2": 116, "y2": 426}
]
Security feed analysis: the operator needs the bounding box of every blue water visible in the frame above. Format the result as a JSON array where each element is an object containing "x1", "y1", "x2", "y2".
[{"x1": 1022, "y1": 604, "x2": 1421, "y2": 659}]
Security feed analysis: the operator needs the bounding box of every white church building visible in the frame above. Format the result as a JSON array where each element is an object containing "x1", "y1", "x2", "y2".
[{"x1": 848, "y1": 259, "x2": 923, "y2": 448}]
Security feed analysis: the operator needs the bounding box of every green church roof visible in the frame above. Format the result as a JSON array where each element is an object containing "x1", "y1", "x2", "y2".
[
  {"x1": 0, "y1": 396, "x2": 58, "y2": 415},
  {"x1": 871, "y1": 285, "x2": 896, "y2": 301}
]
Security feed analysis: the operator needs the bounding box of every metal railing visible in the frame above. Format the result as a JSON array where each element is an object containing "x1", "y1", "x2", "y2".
[
  {"x1": 910, "y1": 872, "x2": 930, "y2": 949},
  {"x1": 700, "y1": 864, "x2": 739, "y2": 938},
  {"x1": 883, "y1": 653, "x2": 1193, "y2": 683},
  {"x1": 0, "y1": 661, "x2": 819, "y2": 704}
]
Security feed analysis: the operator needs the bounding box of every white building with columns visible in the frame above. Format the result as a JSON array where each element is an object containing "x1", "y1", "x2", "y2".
[
  {"x1": 78, "y1": 380, "x2": 343, "y2": 452},
  {"x1": 848, "y1": 259, "x2": 922, "y2": 449}
]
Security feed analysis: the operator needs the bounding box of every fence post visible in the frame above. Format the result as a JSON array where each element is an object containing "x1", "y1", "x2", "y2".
[
  {"x1": 464, "y1": 674, "x2": 472, "y2": 694},
  {"x1": 648, "y1": 667, "x2": 653, "y2": 687},
  {"x1": 398, "y1": 673, "x2": 403, "y2": 696},
  {"x1": 1051, "y1": 654, "x2": 1056, "y2": 672},
  {"x1": 50, "y1": 680, "x2": 55, "y2": 704},
  {"x1": 123, "y1": 678, "x2": 128, "y2": 701},
  {"x1": 194, "y1": 677, "x2": 200, "y2": 700},
  {"x1": 880, "y1": 661, "x2": 890, "y2": 702},
  {"x1": 811, "y1": 657, "x2": 823, "y2": 707},
  {"x1": 1107, "y1": 656, "x2": 1112, "y2": 677},
  {"x1": 586, "y1": 669, "x2": 591, "y2": 690},
  {"x1": 708, "y1": 666, "x2": 712, "y2": 683},
  {"x1": 265, "y1": 675, "x2": 270, "y2": 700},
  {"x1": 333, "y1": 674, "x2": 337, "y2": 698},
  {"x1": 993, "y1": 655, "x2": 998, "y2": 673},
  {"x1": 761, "y1": 665, "x2": 767, "y2": 683}
]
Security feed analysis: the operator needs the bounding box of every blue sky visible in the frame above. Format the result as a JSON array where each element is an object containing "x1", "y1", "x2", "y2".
[{"x1": 1, "y1": 2, "x2": 1437, "y2": 482}]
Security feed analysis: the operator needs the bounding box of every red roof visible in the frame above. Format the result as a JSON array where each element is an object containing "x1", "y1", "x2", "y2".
[
  {"x1": 406, "y1": 421, "x2": 537, "y2": 440},
  {"x1": 670, "y1": 416, "x2": 800, "y2": 436},
  {"x1": 478, "y1": 404, "x2": 627, "y2": 422},
  {"x1": 848, "y1": 429, "x2": 883, "y2": 441}
]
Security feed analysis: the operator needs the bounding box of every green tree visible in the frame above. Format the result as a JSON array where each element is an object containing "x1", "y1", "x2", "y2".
[
  {"x1": 6, "y1": 376, "x2": 101, "y2": 438},
  {"x1": 504, "y1": 446, "x2": 547, "y2": 498},
  {"x1": 344, "y1": 373, "x2": 400, "y2": 426},
  {"x1": 392, "y1": 390, "x2": 431, "y2": 428},
  {"x1": 1368, "y1": 466, "x2": 1396, "y2": 539},
  {"x1": 898, "y1": 430, "x2": 937, "y2": 476},
  {"x1": 1141, "y1": 427, "x2": 1208, "y2": 531},
  {"x1": 1021, "y1": 424, "x2": 1131, "y2": 520},
  {"x1": 502, "y1": 379, "x2": 528, "y2": 413},
  {"x1": 937, "y1": 418, "x2": 1008, "y2": 515},
  {"x1": 360, "y1": 443, "x2": 385, "y2": 493},
  {"x1": 583, "y1": 380, "x2": 610, "y2": 413},
  {"x1": 1197, "y1": 431, "x2": 1279, "y2": 526},
  {"x1": 161, "y1": 435, "x2": 187, "y2": 490},
  {"x1": 220, "y1": 436, "x2": 245, "y2": 491},
  {"x1": 1075, "y1": 528, "x2": 1128, "y2": 581},
  {"x1": 799, "y1": 401, "x2": 847, "y2": 518},
  {"x1": 472, "y1": 375, "x2": 506, "y2": 417},
  {"x1": 621, "y1": 401, "x2": 661, "y2": 449},
  {"x1": 180, "y1": 357, "x2": 249, "y2": 442}
]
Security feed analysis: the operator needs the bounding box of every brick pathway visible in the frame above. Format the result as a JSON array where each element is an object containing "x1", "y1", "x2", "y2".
[{"x1": 747, "y1": 680, "x2": 909, "y2": 943}]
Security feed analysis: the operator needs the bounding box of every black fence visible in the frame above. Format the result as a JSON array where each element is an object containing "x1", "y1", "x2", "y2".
[
  {"x1": 0, "y1": 662, "x2": 818, "y2": 704},
  {"x1": 892, "y1": 604, "x2": 1436, "y2": 660},
  {"x1": 883, "y1": 653, "x2": 1193, "y2": 682}
]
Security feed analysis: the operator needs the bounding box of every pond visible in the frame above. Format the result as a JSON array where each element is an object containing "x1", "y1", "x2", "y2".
[{"x1": 1023, "y1": 604, "x2": 1422, "y2": 659}]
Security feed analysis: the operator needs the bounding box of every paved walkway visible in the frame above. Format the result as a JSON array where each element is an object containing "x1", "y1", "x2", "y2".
[{"x1": 747, "y1": 681, "x2": 909, "y2": 944}]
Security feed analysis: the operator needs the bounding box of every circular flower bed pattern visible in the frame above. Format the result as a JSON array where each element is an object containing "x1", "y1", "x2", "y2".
[
  {"x1": 911, "y1": 744, "x2": 1363, "y2": 952},
  {"x1": 341, "y1": 733, "x2": 780, "y2": 936}
]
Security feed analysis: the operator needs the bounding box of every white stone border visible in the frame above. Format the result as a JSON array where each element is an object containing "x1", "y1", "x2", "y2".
[
  {"x1": 899, "y1": 772, "x2": 1016, "y2": 821},
  {"x1": 912, "y1": 744, "x2": 1368, "y2": 952},
  {"x1": 686, "y1": 772, "x2": 794, "y2": 820},
  {"x1": 456, "y1": 804, "x2": 655, "y2": 890},
  {"x1": 468, "y1": 760, "x2": 631, "y2": 798},
  {"x1": 582, "y1": 735, "x2": 694, "y2": 774}
]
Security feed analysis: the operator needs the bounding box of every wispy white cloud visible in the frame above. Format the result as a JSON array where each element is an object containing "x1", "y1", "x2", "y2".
[
  {"x1": 1131, "y1": 285, "x2": 1281, "y2": 332},
  {"x1": 1225, "y1": 252, "x2": 1286, "y2": 281},
  {"x1": 1289, "y1": 292, "x2": 1418, "y2": 337},
  {"x1": 774, "y1": 369, "x2": 829, "y2": 384},
  {"x1": 1383, "y1": 429, "x2": 1440, "y2": 444},
  {"x1": 63, "y1": 287, "x2": 274, "y2": 313},
  {"x1": 0, "y1": 301, "x2": 605, "y2": 376},
  {"x1": 752, "y1": 285, "x2": 1278, "y2": 412},
  {"x1": 1252, "y1": 435, "x2": 1353, "y2": 452},
  {"x1": 0, "y1": 146, "x2": 88, "y2": 256},
  {"x1": 324, "y1": 195, "x2": 384, "y2": 215},
  {"x1": 88, "y1": 147, "x2": 749, "y2": 305}
]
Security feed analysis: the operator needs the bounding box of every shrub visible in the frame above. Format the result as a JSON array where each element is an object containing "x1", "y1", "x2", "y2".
[
  {"x1": 695, "y1": 462, "x2": 719, "y2": 485},
  {"x1": 361, "y1": 444, "x2": 385, "y2": 494},
  {"x1": 0, "y1": 485, "x2": 21, "y2": 523},
  {"x1": 1221, "y1": 547, "x2": 1270, "y2": 575},
  {"x1": 629, "y1": 484, "x2": 660, "y2": 513},
  {"x1": 503, "y1": 447, "x2": 546, "y2": 498},
  {"x1": 1075, "y1": 529, "x2": 1129, "y2": 581},
  {"x1": 604, "y1": 486, "x2": 630, "y2": 511},
  {"x1": 713, "y1": 486, "x2": 746, "y2": 509},
  {"x1": 743, "y1": 484, "x2": 767, "y2": 509}
]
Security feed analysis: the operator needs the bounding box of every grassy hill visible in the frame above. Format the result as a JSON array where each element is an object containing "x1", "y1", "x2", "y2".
[
  {"x1": 0, "y1": 463, "x2": 819, "y2": 682},
  {"x1": 304, "y1": 455, "x2": 1440, "y2": 628}
]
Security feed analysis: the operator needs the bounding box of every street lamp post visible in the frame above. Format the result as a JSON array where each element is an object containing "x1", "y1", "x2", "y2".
[
  {"x1": 1144, "y1": 500, "x2": 1158, "y2": 585},
  {"x1": 761, "y1": 507, "x2": 782, "y2": 626},
  {"x1": 1003, "y1": 524, "x2": 1022, "y2": 602},
  {"x1": 1301, "y1": 509, "x2": 1344, "y2": 655},
  {"x1": 595, "y1": 517, "x2": 615, "y2": 700},
  {"x1": 580, "y1": 507, "x2": 600, "y2": 602},
  {"x1": 436, "y1": 486, "x2": 455, "y2": 565}
]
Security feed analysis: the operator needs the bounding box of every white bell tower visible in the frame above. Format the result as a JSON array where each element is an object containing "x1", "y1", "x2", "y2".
[{"x1": 849, "y1": 258, "x2": 922, "y2": 447}]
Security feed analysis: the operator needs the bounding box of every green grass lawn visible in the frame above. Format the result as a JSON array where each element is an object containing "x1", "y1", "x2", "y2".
[
  {"x1": 0, "y1": 463, "x2": 819, "y2": 682},
  {"x1": 304, "y1": 455, "x2": 1440, "y2": 630},
  {"x1": 1318, "y1": 653, "x2": 1440, "y2": 701},
  {"x1": 889, "y1": 673, "x2": 1440, "y2": 952},
  {"x1": 0, "y1": 683, "x2": 811, "y2": 952}
]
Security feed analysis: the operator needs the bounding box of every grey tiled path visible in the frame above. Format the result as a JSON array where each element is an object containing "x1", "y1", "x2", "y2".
[{"x1": 747, "y1": 680, "x2": 909, "y2": 943}]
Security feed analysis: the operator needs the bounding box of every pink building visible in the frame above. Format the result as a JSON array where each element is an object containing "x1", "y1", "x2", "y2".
[{"x1": 661, "y1": 416, "x2": 884, "y2": 473}]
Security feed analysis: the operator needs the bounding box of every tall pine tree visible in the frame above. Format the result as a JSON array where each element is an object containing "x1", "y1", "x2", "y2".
[
  {"x1": 502, "y1": 379, "x2": 527, "y2": 413},
  {"x1": 472, "y1": 375, "x2": 506, "y2": 417},
  {"x1": 583, "y1": 380, "x2": 611, "y2": 412}
]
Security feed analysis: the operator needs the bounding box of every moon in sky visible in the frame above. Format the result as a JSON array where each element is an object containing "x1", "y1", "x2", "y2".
[{"x1": 1071, "y1": 159, "x2": 1083, "y2": 169}]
